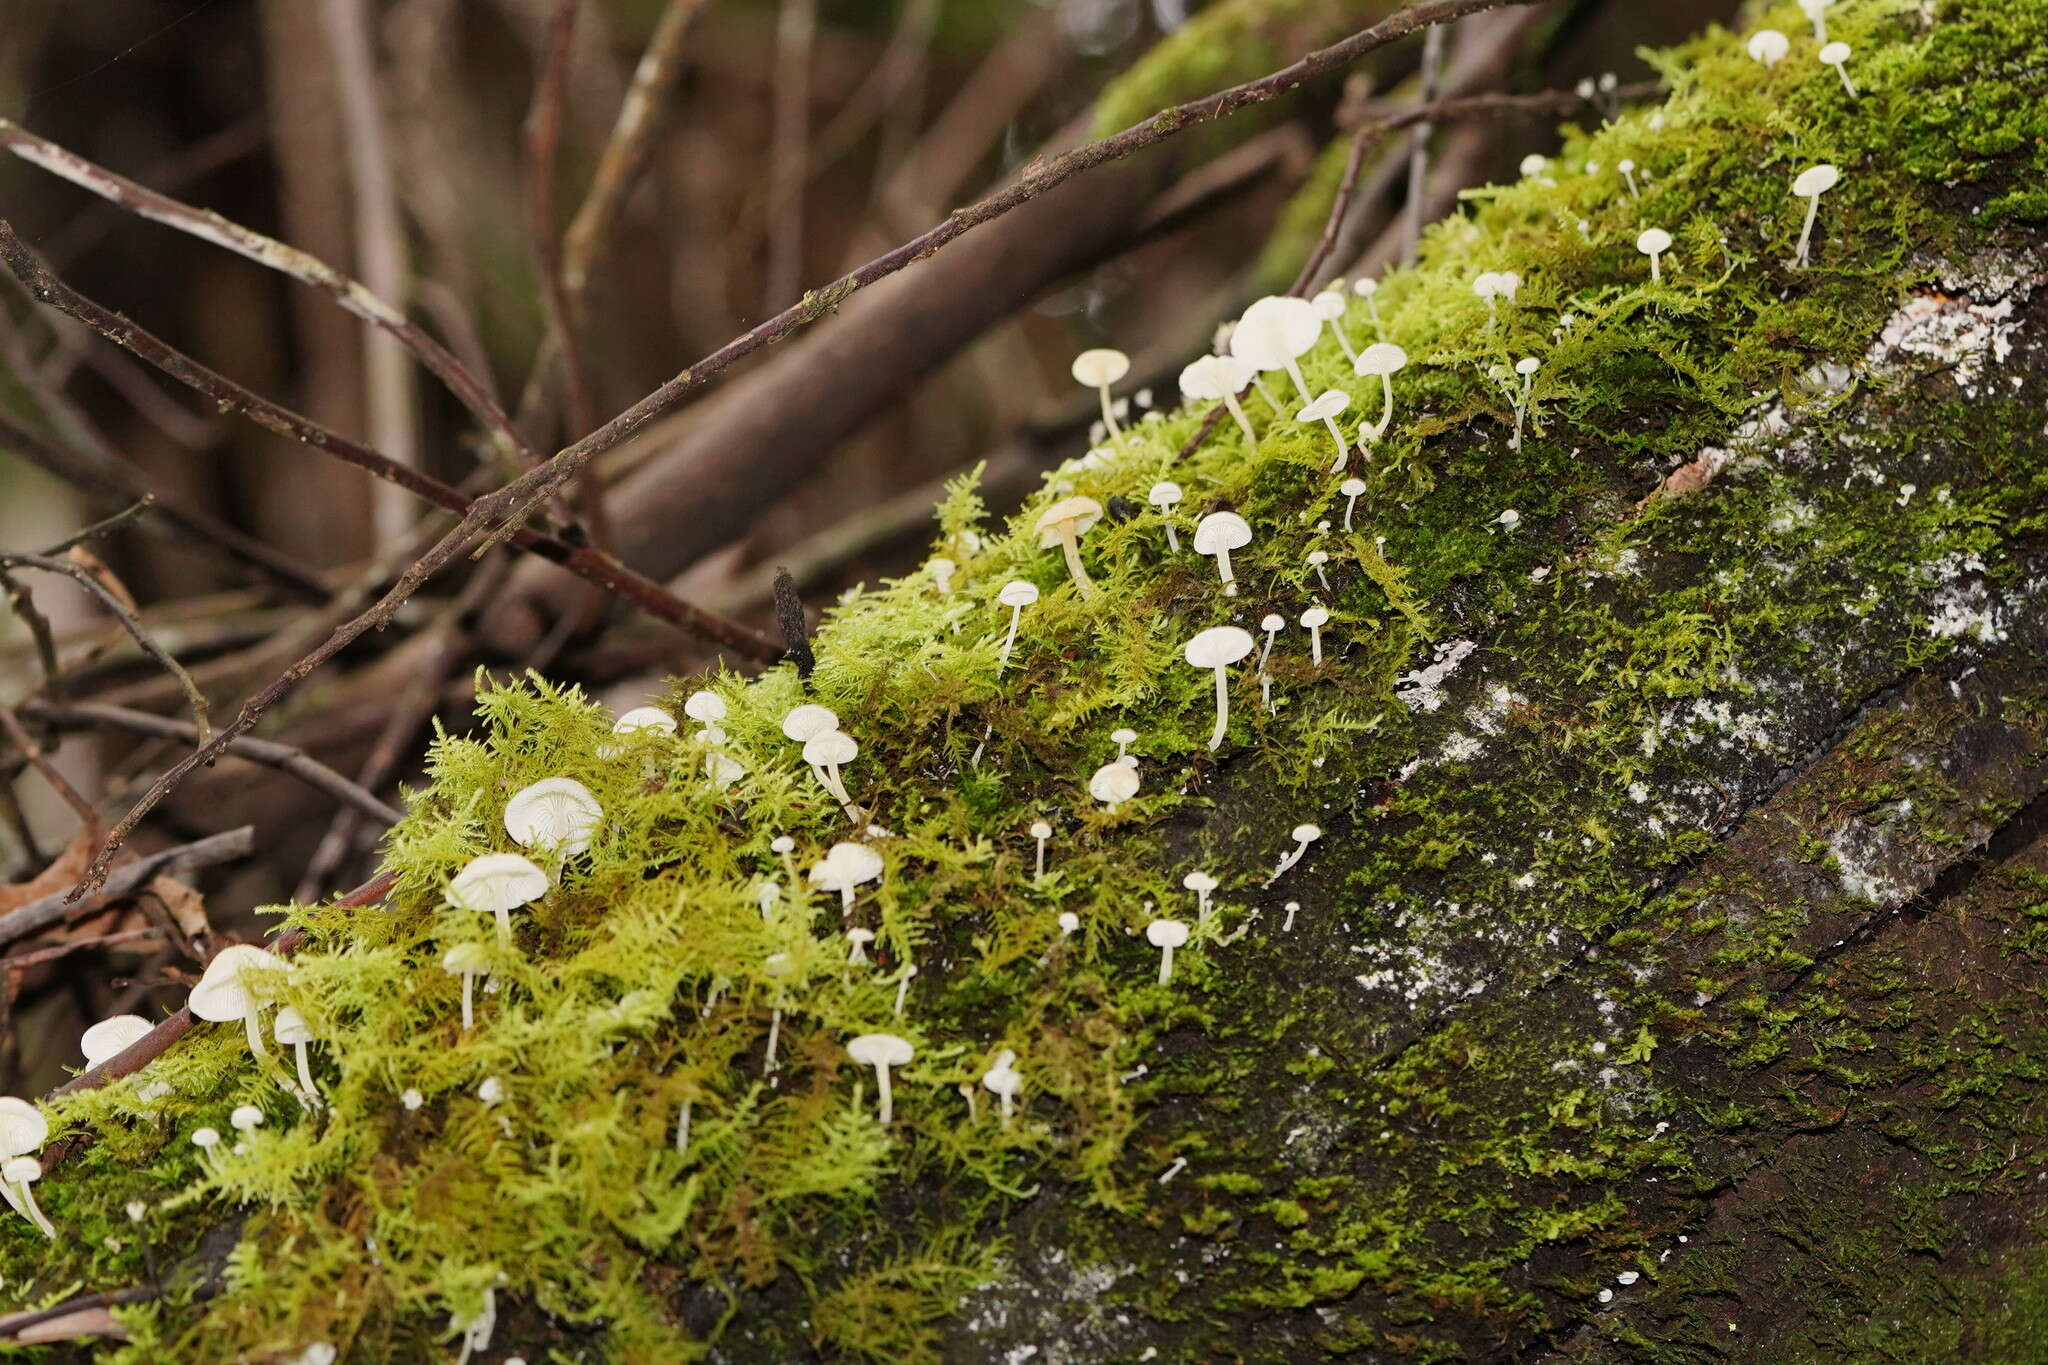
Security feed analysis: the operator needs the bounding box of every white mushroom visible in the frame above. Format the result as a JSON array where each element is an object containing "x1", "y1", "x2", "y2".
[
  {"x1": 781, "y1": 704, "x2": 840, "y2": 744},
  {"x1": 1307, "y1": 548, "x2": 1332, "y2": 593},
  {"x1": 802, "y1": 729, "x2": 861, "y2": 816},
  {"x1": 189, "y1": 944, "x2": 287, "y2": 1064},
  {"x1": 1182, "y1": 871, "x2": 1218, "y2": 922},
  {"x1": 1799, "y1": 0, "x2": 1829, "y2": 42},
  {"x1": 808, "y1": 841, "x2": 884, "y2": 914},
  {"x1": 0, "y1": 1099, "x2": 48, "y2": 1162},
  {"x1": 1792, "y1": 164, "x2": 1841, "y2": 268},
  {"x1": 1339, "y1": 478, "x2": 1366, "y2": 532},
  {"x1": 503, "y1": 777, "x2": 602, "y2": 858},
  {"x1": 1351, "y1": 343, "x2": 1408, "y2": 445},
  {"x1": 1636, "y1": 228, "x2": 1673, "y2": 284},
  {"x1": 446, "y1": 853, "x2": 550, "y2": 942},
  {"x1": 1147, "y1": 482, "x2": 1185, "y2": 551},
  {"x1": 1747, "y1": 28, "x2": 1790, "y2": 66},
  {"x1": 1311, "y1": 290, "x2": 1357, "y2": 359},
  {"x1": 81, "y1": 1014, "x2": 152, "y2": 1071},
  {"x1": 995, "y1": 580, "x2": 1040, "y2": 675},
  {"x1": 603, "y1": 705, "x2": 676, "y2": 758},
  {"x1": 1618, "y1": 158, "x2": 1640, "y2": 200},
  {"x1": 1111, "y1": 727, "x2": 1138, "y2": 764},
  {"x1": 1146, "y1": 919, "x2": 1190, "y2": 985},
  {"x1": 1035, "y1": 496, "x2": 1105, "y2": 598},
  {"x1": 272, "y1": 1006, "x2": 321, "y2": 1106},
  {"x1": 1229, "y1": 295, "x2": 1323, "y2": 402},
  {"x1": 1272, "y1": 823, "x2": 1322, "y2": 881},
  {"x1": 1029, "y1": 821, "x2": 1052, "y2": 880},
  {"x1": 1089, "y1": 761, "x2": 1141, "y2": 812},
  {"x1": 1296, "y1": 389, "x2": 1352, "y2": 474},
  {"x1": 928, "y1": 557, "x2": 957, "y2": 595},
  {"x1": 981, "y1": 1050, "x2": 1023, "y2": 1125},
  {"x1": 846, "y1": 927, "x2": 876, "y2": 966},
  {"x1": 1259, "y1": 613, "x2": 1284, "y2": 669},
  {"x1": 1, "y1": 1156, "x2": 52, "y2": 1238},
  {"x1": 1071, "y1": 349, "x2": 1131, "y2": 439},
  {"x1": 1819, "y1": 41, "x2": 1856, "y2": 97},
  {"x1": 846, "y1": 1032, "x2": 915, "y2": 1124},
  {"x1": 682, "y1": 689, "x2": 727, "y2": 729},
  {"x1": 1184, "y1": 626, "x2": 1255, "y2": 750},
  {"x1": 1177, "y1": 354, "x2": 1259, "y2": 449},
  {"x1": 1192, "y1": 512, "x2": 1252, "y2": 596},
  {"x1": 1511, "y1": 356, "x2": 1541, "y2": 451},
  {"x1": 1472, "y1": 271, "x2": 1520, "y2": 323},
  {"x1": 1300, "y1": 605, "x2": 1331, "y2": 666},
  {"x1": 442, "y1": 943, "x2": 492, "y2": 1032}
]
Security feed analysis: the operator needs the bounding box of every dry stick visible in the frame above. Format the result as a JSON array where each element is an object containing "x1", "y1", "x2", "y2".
[
  {"x1": 0, "y1": 704, "x2": 99, "y2": 836},
  {"x1": 65, "y1": 0, "x2": 1536, "y2": 901},
  {"x1": 0, "y1": 120, "x2": 543, "y2": 478},
  {"x1": 4, "y1": 926, "x2": 162, "y2": 974},
  {"x1": 23, "y1": 701, "x2": 403, "y2": 826},
  {"x1": 0, "y1": 552, "x2": 211, "y2": 743},
  {"x1": 0, "y1": 1285, "x2": 164, "y2": 1342},
  {"x1": 0, "y1": 567, "x2": 60, "y2": 694},
  {"x1": 0, "y1": 827, "x2": 254, "y2": 951},
  {"x1": 38, "y1": 496, "x2": 157, "y2": 557},
  {"x1": 0, "y1": 224, "x2": 775, "y2": 662}
]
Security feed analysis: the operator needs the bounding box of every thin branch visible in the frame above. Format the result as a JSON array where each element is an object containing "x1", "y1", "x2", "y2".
[
  {"x1": 0, "y1": 1285, "x2": 162, "y2": 1343},
  {"x1": 0, "y1": 567, "x2": 60, "y2": 694},
  {"x1": 0, "y1": 827, "x2": 253, "y2": 952},
  {"x1": 0, "y1": 704, "x2": 99, "y2": 836},
  {"x1": 4, "y1": 926, "x2": 162, "y2": 975},
  {"x1": 23, "y1": 701, "x2": 404, "y2": 827},
  {"x1": 0, "y1": 118, "x2": 542, "y2": 476},
  {"x1": 0, "y1": 224, "x2": 776, "y2": 661},
  {"x1": 38, "y1": 496, "x2": 156, "y2": 557},
  {"x1": 0, "y1": 552, "x2": 210, "y2": 743}
]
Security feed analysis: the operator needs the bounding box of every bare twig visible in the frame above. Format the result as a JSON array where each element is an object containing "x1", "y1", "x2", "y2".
[
  {"x1": 0, "y1": 118, "x2": 543, "y2": 477},
  {"x1": 38, "y1": 496, "x2": 156, "y2": 557},
  {"x1": 0, "y1": 1285, "x2": 161, "y2": 1343},
  {"x1": 0, "y1": 567, "x2": 60, "y2": 694},
  {"x1": 0, "y1": 704, "x2": 99, "y2": 835},
  {"x1": 0, "y1": 827, "x2": 253, "y2": 951},
  {"x1": 0, "y1": 224, "x2": 776, "y2": 660},
  {"x1": 23, "y1": 701, "x2": 403, "y2": 827},
  {"x1": 4, "y1": 927, "x2": 162, "y2": 974},
  {"x1": 0, "y1": 552, "x2": 210, "y2": 742}
]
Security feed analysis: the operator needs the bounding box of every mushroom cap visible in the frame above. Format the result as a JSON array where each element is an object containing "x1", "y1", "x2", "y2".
[
  {"x1": 1058, "y1": 911, "x2": 1081, "y2": 933},
  {"x1": 1191, "y1": 511, "x2": 1252, "y2": 555},
  {"x1": 811, "y1": 841, "x2": 884, "y2": 889},
  {"x1": 1110, "y1": 727, "x2": 1138, "y2": 744},
  {"x1": 1311, "y1": 291, "x2": 1347, "y2": 320},
  {"x1": 230, "y1": 1104, "x2": 264, "y2": 1132},
  {"x1": 1793, "y1": 163, "x2": 1841, "y2": 197},
  {"x1": 803, "y1": 729, "x2": 859, "y2": 767},
  {"x1": 846, "y1": 1032, "x2": 915, "y2": 1068},
  {"x1": 771, "y1": 835, "x2": 796, "y2": 853},
  {"x1": 1747, "y1": 28, "x2": 1790, "y2": 61},
  {"x1": 982, "y1": 1059, "x2": 1023, "y2": 1097},
  {"x1": 1070, "y1": 348, "x2": 1131, "y2": 387},
  {"x1": 1182, "y1": 871, "x2": 1218, "y2": 892},
  {"x1": 273, "y1": 1005, "x2": 314, "y2": 1045},
  {"x1": 1146, "y1": 919, "x2": 1190, "y2": 949},
  {"x1": 1520, "y1": 153, "x2": 1551, "y2": 178},
  {"x1": 189, "y1": 944, "x2": 285, "y2": 1023},
  {"x1": 1515, "y1": 356, "x2": 1542, "y2": 376},
  {"x1": 81, "y1": 1014, "x2": 153, "y2": 1068},
  {"x1": 1352, "y1": 277, "x2": 1378, "y2": 297},
  {"x1": 1618, "y1": 158, "x2": 1636, "y2": 175},
  {"x1": 1035, "y1": 496, "x2": 1104, "y2": 548},
  {"x1": 1300, "y1": 606, "x2": 1331, "y2": 628},
  {"x1": 707, "y1": 753, "x2": 747, "y2": 788},
  {"x1": 1636, "y1": 228, "x2": 1673, "y2": 255},
  {"x1": 0, "y1": 1155, "x2": 39, "y2": 1184},
  {"x1": 1339, "y1": 478, "x2": 1367, "y2": 497},
  {"x1": 998, "y1": 579, "x2": 1041, "y2": 608},
  {"x1": 1819, "y1": 40, "x2": 1850, "y2": 63},
  {"x1": 1292, "y1": 823, "x2": 1323, "y2": 843},
  {"x1": 1307, "y1": 549, "x2": 1329, "y2": 566},
  {"x1": 846, "y1": 928, "x2": 876, "y2": 945},
  {"x1": 1261, "y1": 613, "x2": 1285, "y2": 631},
  {"x1": 611, "y1": 705, "x2": 677, "y2": 737},
  {"x1": 1295, "y1": 389, "x2": 1350, "y2": 423},
  {"x1": 1184, "y1": 625, "x2": 1255, "y2": 669},
  {"x1": 192, "y1": 1127, "x2": 220, "y2": 1148},
  {"x1": 0, "y1": 1098, "x2": 48, "y2": 1157},
  {"x1": 441, "y1": 942, "x2": 492, "y2": 975},
  {"x1": 682, "y1": 690, "x2": 728, "y2": 723},
  {"x1": 503, "y1": 777, "x2": 602, "y2": 857},
  {"x1": 1229, "y1": 295, "x2": 1322, "y2": 369},
  {"x1": 1147, "y1": 481, "x2": 1183, "y2": 509},
  {"x1": 1088, "y1": 761, "x2": 1142, "y2": 805},
  {"x1": 781, "y1": 704, "x2": 840, "y2": 742},
  {"x1": 1029, "y1": 821, "x2": 1053, "y2": 839},
  {"x1": 1353, "y1": 342, "x2": 1408, "y2": 377},
  {"x1": 446, "y1": 853, "x2": 551, "y2": 917},
  {"x1": 1177, "y1": 354, "x2": 1248, "y2": 401},
  {"x1": 1799, "y1": 0, "x2": 1829, "y2": 14},
  {"x1": 927, "y1": 556, "x2": 957, "y2": 582}
]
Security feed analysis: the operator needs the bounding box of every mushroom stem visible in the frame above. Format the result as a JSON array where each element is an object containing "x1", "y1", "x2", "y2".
[
  {"x1": 1309, "y1": 621, "x2": 1325, "y2": 666},
  {"x1": 1262, "y1": 673, "x2": 1274, "y2": 713},
  {"x1": 766, "y1": 1008, "x2": 783, "y2": 1073},
  {"x1": 871, "y1": 1062, "x2": 896, "y2": 1125},
  {"x1": 1095, "y1": 383, "x2": 1122, "y2": 440},
  {"x1": 1321, "y1": 416, "x2": 1349, "y2": 474},
  {"x1": 1223, "y1": 393, "x2": 1258, "y2": 449},
  {"x1": 0, "y1": 1181, "x2": 23, "y2": 1220},
  {"x1": 14, "y1": 1181, "x2": 52, "y2": 1239},
  {"x1": 1513, "y1": 375, "x2": 1534, "y2": 451},
  {"x1": 292, "y1": 1040, "x2": 320, "y2": 1102},
  {"x1": 676, "y1": 1099, "x2": 693, "y2": 1156},
  {"x1": 997, "y1": 605, "x2": 1024, "y2": 674},
  {"x1": 242, "y1": 1010, "x2": 273, "y2": 1065},
  {"x1": 1214, "y1": 546, "x2": 1236, "y2": 594},
  {"x1": 1034, "y1": 837, "x2": 1047, "y2": 880},
  {"x1": 1796, "y1": 195, "x2": 1822, "y2": 268},
  {"x1": 1157, "y1": 942, "x2": 1177, "y2": 985},
  {"x1": 1649, "y1": 251, "x2": 1663, "y2": 284},
  {"x1": 1209, "y1": 667, "x2": 1231, "y2": 751},
  {"x1": 1328, "y1": 320, "x2": 1356, "y2": 361},
  {"x1": 492, "y1": 906, "x2": 513, "y2": 942},
  {"x1": 1056, "y1": 528, "x2": 1097, "y2": 598},
  {"x1": 461, "y1": 973, "x2": 477, "y2": 1032},
  {"x1": 1283, "y1": 360, "x2": 1312, "y2": 405}
]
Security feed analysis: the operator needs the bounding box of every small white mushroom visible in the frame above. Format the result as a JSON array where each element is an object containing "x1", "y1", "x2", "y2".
[
  {"x1": 601, "y1": 705, "x2": 676, "y2": 758},
  {"x1": 807, "y1": 841, "x2": 884, "y2": 914},
  {"x1": 1311, "y1": 290, "x2": 1357, "y2": 359},
  {"x1": 503, "y1": 777, "x2": 602, "y2": 858},
  {"x1": 1089, "y1": 761, "x2": 1141, "y2": 812},
  {"x1": 1148, "y1": 482, "x2": 1184, "y2": 551},
  {"x1": 1636, "y1": 227, "x2": 1673, "y2": 283},
  {"x1": 1791, "y1": 164, "x2": 1840, "y2": 268},
  {"x1": 846, "y1": 1032, "x2": 915, "y2": 1124},
  {"x1": 1307, "y1": 549, "x2": 1332, "y2": 594},
  {"x1": 442, "y1": 943, "x2": 492, "y2": 1032},
  {"x1": 1338, "y1": 478, "x2": 1366, "y2": 532},
  {"x1": 1036, "y1": 496, "x2": 1105, "y2": 598},
  {"x1": 1351, "y1": 275, "x2": 1384, "y2": 336},
  {"x1": 770, "y1": 834, "x2": 798, "y2": 880},
  {"x1": 1300, "y1": 605, "x2": 1331, "y2": 666},
  {"x1": 995, "y1": 580, "x2": 1040, "y2": 674},
  {"x1": 1471, "y1": 271, "x2": 1520, "y2": 323},
  {"x1": 1192, "y1": 512, "x2": 1252, "y2": 596},
  {"x1": 1272, "y1": 823, "x2": 1322, "y2": 881},
  {"x1": 802, "y1": 729, "x2": 861, "y2": 816},
  {"x1": 1296, "y1": 389, "x2": 1352, "y2": 474},
  {"x1": 1799, "y1": 0, "x2": 1829, "y2": 42},
  {"x1": 0, "y1": 1099, "x2": 48, "y2": 1161},
  {"x1": 928, "y1": 556, "x2": 957, "y2": 595},
  {"x1": 1057, "y1": 911, "x2": 1081, "y2": 937},
  {"x1": 682, "y1": 689, "x2": 727, "y2": 730},
  {"x1": 1230, "y1": 295, "x2": 1323, "y2": 403},
  {"x1": 981, "y1": 1050, "x2": 1023, "y2": 1125},
  {"x1": 1071, "y1": 349, "x2": 1131, "y2": 439},
  {"x1": 478, "y1": 1076, "x2": 505, "y2": 1106},
  {"x1": 1185, "y1": 626, "x2": 1254, "y2": 750},
  {"x1": 1351, "y1": 343, "x2": 1408, "y2": 444},
  {"x1": 781, "y1": 703, "x2": 839, "y2": 744},
  {"x1": 273, "y1": 1006, "x2": 321, "y2": 1105},
  {"x1": 1259, "y1": 613, "x2": 1284, "y2": 669},
  {"x1": 230, "y1": 1103, "x2": 265, "y2": 1152},
  {"x1": 190, "y1": 1126, "x2": 222, "y2": 1174},
  {"x1": 1182, "y1": 871, "x2": 1218, "y2": 922},
  {"x1": 846, "y1": 927, "x2": 876, "y2": 966},
  {"x1": 1029, "y1": 821, "x2": 1053, "y2": 880},
  {"x1": 1283, "y1": 900, "x2": 1302, "y2": 932},
  {"x1": 1747, "y1": 28, "x2": 1790, "y2": 66},
  {"x1": 893, "y1": 963, "x2": 918, "y2": 1017},
  {"x1": 1618, "y1": 158, "x2": 1640, "y2": 200},
  {"x1": 1520, "y1": 153, "x2": 1552, "y2": 180},
  {"x1": 189, "y1": 944, "x2": 287, "y2": 1064},
  {"x1": 1177, "y1": 354, "x2": 1259, "y2": 449},
  {"x1": 81, "y1": 1014, "x2": 152, "y2": 1071},
  {"x1": 1, "y1": 1156, "x2": 51, "y2": 1238},
  {"x1": 446, "y1": 853, "x2": 550, "y2": 942},
  {"x1": 1819, "y1": 41, "x2": 1856, "y2": 97},
  {"x1": 1110, "y1": 727, "x2": 1138, "y2": 764},
  {"x1": 1146, "y1": 919, "x2": 1190, "y2": 985},
  {"x1": 1511, "y1": 356, "x2": 1541, "y2": 451}
]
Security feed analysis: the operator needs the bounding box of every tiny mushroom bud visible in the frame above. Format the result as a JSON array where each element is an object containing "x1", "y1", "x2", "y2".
[
  {"x1": 478, "y1": 1076, "x2": 505, "y2": 1106},
  {"x1": 1618, "y1": 158, "x2": 1640, "y2": 199},
  {"x1": 442, "y1": 943, "x2": 492, "y2": 1032},
  {"x1": 1272, "y1": 823, "x2": 1323, "y2": 881},
  {"x1": 230, "y1": 1104, "x2": 265, "y2": 1139},
  {"x1": 401, "y1": 1088, "x2": 425, "y2": 1111},
  {"x1": 446, "y1": 853, "x2": 550, "y2": 942},
  {"x1": 1312, "y1": 290, "x2": 1357, "y2": 359},
  {"x1": 1283, "y1": 900, "x2": 1302, "y2": 932},
  {"x1": 1792, "y1": 164, "x2": 1841, "y2": 268},
  {"x1": 808, "y1": 841, "x2": 884, "y2": 914},
  {"x1": 190, "y1": 1126, "x2": 222, "y2": 1171},
  {"x1": 1296, "y1": 389, "x2": 1353, "y2": 474},
  {"x1": 1339, "y1": 477, "x2": 1367, "y2": 532},
  {"x1": 1071, "y1": 348, "x2": 1131, "y2": 439},
  {"x1": 846, "y1": 1032, "x2": 915, "y2": 1124},
  {"x1": 503, "y1": 777, "x2": 602, "y2": 858},
  {"x1": 1636, "y1": 227, "x2": 1673, "y2": 283},
  {"x1": 2, "y1": 1156, "x2": 51, "y2": 1238},
  {"x1": 1035, "y1": 496, "x2": 1105, "y2": 598},
  {"x1": 1177, "y1": 354, "x2": 1259, "y2": 449},
  {"x1": 1147, "y1": 482, "x2": 1185, "y2": 551},
  {"x1": 1182, "y1": 871, "x2": 1218, "y2": 921},
  {"x1": 1819, "y1": 41, "x2": 1857, "y2": 97},
  {"x1": 81, "y1": 1014, "x2": 152, "y2": 1070},
  {"x1": 1089, "y1": 760, "x2": 1141, "y2": 812},
  {"x1": 1029, "y1": 821, "x2": 1053, "y2": 880},
  {"x1": 1146, "y1": 918, "x2": 1190, "y2": 984},
  {"x1": 1747, "y1": 27, "x2": 1790, "y2": 66},
  {"x1": 1351, "y1": 275, "x2": 1384, "y2": 335},
  {"x1": 981, "y1": 1050, "x2": 1024, "y2": 1125},
  {"x1": 273, "y1": 1006, "x2": 321, "y2": 1105},
  {"x1": 928, "y1": 556, "x2": 957, "y2": 594},
  {"x1": 1300, "y1": 605, "x2": 1331, "y2": 666},
  {"x1": 995, "y1": 580, "x2": 1040, "y2": 674},
  {"x1": 1111, "y1": 727, "x2": 1138, "y2": 763},
  {"x1": 1057, "y1": 911, "x2": 1081, "y2": 936},
  {"x1": 1512, "y1": 356, "x2": 1542, "y2": 451},
  {"x1": 189, "y1": 943, "x2": 287, "y2": 1065},
  {"x1": 771, "y1": 834, "x2": 798, "y2": 880},
  {"x1": 1184, "y1": 626, "x2": 1255, "y2": 750},
  {"x1": 1259, "y1": 613, "x2": 1284, "y2": 669},
  {"x1": 1191, "y1": 511, "x2": 1252, "y2": 596},
  {"x1": 1351, "y1": 343, "x2": 1408, "y2": 444},
  {"x1": 846, "y1": 927, "x2": 876, "y2": 966},
  {"x1": 1520, "y1": 153, "x2": 1551, "y2": 179},
  {"x1": 1230, "y1": 295, "x2": 1323, "y2": 402}
]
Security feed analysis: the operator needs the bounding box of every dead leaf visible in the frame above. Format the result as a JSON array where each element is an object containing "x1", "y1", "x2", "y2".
[
  {"x1": 0, "y1": 831, "x2": 93, "y2": 913},
  {"x1": 146, "y1": 873, "x2": 211, "y2": 938},
  {"x1": 63, "y1": 545, "x2": 139, "y2": 615}
]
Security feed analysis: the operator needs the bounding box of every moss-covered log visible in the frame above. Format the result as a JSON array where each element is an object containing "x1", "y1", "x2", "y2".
[{"x1": 9, "y1": 1, "x2": 2048, "y2": 1360}]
